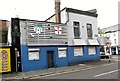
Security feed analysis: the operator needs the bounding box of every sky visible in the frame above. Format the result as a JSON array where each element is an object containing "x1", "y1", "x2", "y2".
[{"x1": 0, "y1": 0, "x2": 119, "y2": 28}]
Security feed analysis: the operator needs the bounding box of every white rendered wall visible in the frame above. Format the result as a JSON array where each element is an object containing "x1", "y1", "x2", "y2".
[{"x1": 67, "y1": 12, "x2": 98, "y2": 45}]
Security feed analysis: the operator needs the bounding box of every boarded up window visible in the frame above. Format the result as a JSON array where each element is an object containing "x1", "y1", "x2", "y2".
[
  {"x1": 74, "y1": 47, "x2": 83, "y2": 56},
  {"x1": 58, "y1": 48, "x2": 67, "y2": 58},
  {"x1": 28, "y1": 48, "x2": 40, "y2": 60},
  {"x1": 89, "y1": 46, "x2": 96, "y2": 55}
]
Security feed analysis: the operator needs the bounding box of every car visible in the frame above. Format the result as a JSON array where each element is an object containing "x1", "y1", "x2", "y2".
[{"x1": 100, "y1": 52, "x2": 112, "y2": 59}]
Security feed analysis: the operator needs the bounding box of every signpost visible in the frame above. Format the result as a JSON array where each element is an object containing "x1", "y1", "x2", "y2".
[{"x1": 106, "y1": 43, "x2": 112, "y2": 62}]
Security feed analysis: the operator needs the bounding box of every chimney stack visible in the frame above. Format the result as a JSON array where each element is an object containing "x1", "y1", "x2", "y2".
[{"x1": 55, "y1": 0, "x2": 61, "y2": 23}]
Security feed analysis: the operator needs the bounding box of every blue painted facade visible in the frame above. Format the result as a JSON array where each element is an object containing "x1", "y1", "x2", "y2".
[
  {"x1": 67, "y1": 46, "x2": 100, "y2": 65},
  {"x1": 10, "y1": 7, "x2": 100, "y2": 72},
  {"x1": 20, "y1": 45, "x2": 100, "y2": 71},
  {"x1": 20, "y1": 45, "x2": 69, "y2": 71}
]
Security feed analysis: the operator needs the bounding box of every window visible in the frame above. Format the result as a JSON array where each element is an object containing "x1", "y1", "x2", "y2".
[
  {"x1": 58, "y1": 48, "x2": 67, "y2": 58},
  {"x1": 73, "y1": 22, "x2": 80, "y2": 38},
  {"x1": 114, "y1": 33, "x2": 116, "y2": 37},
  {"x1": 74, "y1": 47, "x2": 83, "y2": 56},
  {"x1": 114, "y1": 39, "x2": 117, "y2": 44},
  {"x1": 28, "y1": 48, "x2": 40, "y2": 60},
  {"x1": 100, "y1": 46, "x2": 104, "y2": 52},
  {"x1": 88, "y1": 46, "x2": 96, "y2": 55},
  {"x1": 87, "y1": 23, "x2": 93, "y2": 38}
]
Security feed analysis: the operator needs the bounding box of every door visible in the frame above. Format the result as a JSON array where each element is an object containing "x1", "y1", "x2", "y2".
[{"x1": 47, "y1": 51, "x2": 54, "y2": 68}]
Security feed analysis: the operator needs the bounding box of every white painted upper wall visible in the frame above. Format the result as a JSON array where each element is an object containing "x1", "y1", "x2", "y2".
[
  {"x1": 67, "y1": 12, "x2": 98, "y2": 45},
  {"x1": 109, "y1": 31, "x2": 119, "y2": 46},
  {"x1": 100, "y1": 24, "x2": 120, "y2": 46},
  {"x1": 46, "y1": 8, "x2": 99, "y2": 45}
]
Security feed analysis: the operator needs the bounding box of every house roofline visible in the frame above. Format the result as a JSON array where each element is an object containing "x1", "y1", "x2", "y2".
[{"x1": 45, "y1": 7, "x2": 98, "y2": 22}]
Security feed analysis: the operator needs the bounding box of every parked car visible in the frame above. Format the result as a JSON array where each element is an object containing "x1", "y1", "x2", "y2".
[{"x1": 100, "y1": 52, "x2": 112, "y2": 59}]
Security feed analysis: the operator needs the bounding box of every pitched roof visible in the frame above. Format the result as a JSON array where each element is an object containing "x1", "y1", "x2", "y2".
[
  {"x1": 66, "y1": 8, "x2": 98, "y2": 17},
  {"x1": 45, "y1": 7, "x2": 98, "y2": 21}
]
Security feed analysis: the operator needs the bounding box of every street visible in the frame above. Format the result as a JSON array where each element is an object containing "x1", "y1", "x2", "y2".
[{"x1": 32, "y1": 55, "x2": 120, "y2": 79}]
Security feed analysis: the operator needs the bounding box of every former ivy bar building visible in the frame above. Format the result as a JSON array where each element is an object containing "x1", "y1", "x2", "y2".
[{"x1": 8, "y1": 7, "x2": 100, "y2": 72}]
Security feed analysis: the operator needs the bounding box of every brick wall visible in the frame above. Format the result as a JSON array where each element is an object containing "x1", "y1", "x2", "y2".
[
  {"x1": 0, "y1": 20, "x2": 7, "y2": 28},
  {"x1": 0, "y1": 20, "x2": 8, "y2": 44}
]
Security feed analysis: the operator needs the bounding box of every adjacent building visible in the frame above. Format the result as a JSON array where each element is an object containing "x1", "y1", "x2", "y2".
[
  {"x1": 99, "y1": 24, "x2": 120, "y2": 55},
  {"x1": 0, "y1": 20, "x2": 9, "y2": 45},
  {"x1": 0, "y1": 20, "x2": 8, "y2": 28}
]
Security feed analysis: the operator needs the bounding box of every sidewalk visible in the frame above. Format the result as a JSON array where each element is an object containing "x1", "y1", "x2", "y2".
[{"x1": 2, "y1": 59, "x2": 118, "y2": 80}]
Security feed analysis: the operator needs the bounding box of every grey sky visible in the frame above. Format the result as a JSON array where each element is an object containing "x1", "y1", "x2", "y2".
[{"x1": 0, "y1": 0, "x2": 119, "y2": 28}]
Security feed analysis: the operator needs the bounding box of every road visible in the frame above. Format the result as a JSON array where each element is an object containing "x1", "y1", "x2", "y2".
[
  {"x1": 40, "y1": 62, "x2": 119, "y2": 79},
  {"x1": 33, "y1": 55, "x2": 120, "y2": 79}
]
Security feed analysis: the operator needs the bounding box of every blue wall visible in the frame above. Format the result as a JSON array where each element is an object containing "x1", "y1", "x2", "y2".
[
  {"x1": 67, "y1": 46, "x2": 100, "y2": 65},
  {"x1": 20, "y1": 45, "x2": 100, "y2": 71},
  {"x1": 20, "y1": 45, "x2": 68, "y2": 71}
]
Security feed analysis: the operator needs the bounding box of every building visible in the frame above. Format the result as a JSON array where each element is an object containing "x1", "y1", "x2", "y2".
[
  {"x1": 46, "y1": 7, "x2": 100, "y2": 64},
  {"x1": 0, "y1": 20, "x2": 8, "y2": 28},
  {"x1": 99, "y1": 24, "x2": 120, "y2": 55},
  {"x1": 7, "y1": 7, "x2": 100, "y2": 72},
  {"x1": 0, "y1": 20, "x2": 9, "y2": 45}
]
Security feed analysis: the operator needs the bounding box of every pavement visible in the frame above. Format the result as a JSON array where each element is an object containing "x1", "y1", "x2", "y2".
[{"x1": 1, "y1": 56, "x2": 119, "y2": 80}]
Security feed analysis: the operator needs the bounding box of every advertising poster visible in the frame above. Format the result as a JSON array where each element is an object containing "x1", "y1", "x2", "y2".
[{"x1": 0, "y1": 48, "x2": 11, "y2": 73}]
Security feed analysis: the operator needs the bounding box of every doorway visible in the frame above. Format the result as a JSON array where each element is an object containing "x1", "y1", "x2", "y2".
[{"x1": 47, "y1": 51, "x2": 54, "y2": 68}]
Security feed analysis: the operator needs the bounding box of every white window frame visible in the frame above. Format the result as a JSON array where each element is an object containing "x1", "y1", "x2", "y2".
[
  {"x1": 74, "y1": 47, "x2": 83, "y2": 56},
  {"x1": 58, "y1": 48, "x2": 67, "y2": 58},
  {"x1": 28, "y1": 48, "x2": 40, "y2": 60},
  {"x1": 114, "y1": 39, "x2": 117, "y2": 44},
  {"x1": 87, "y1": 23, "x2": 93, "y2": 39},
  {"x1": 88, "y1": 46, "x2": 96, "y2": 55},
  {"x1": 73, "y1": 21, "x2": 80, "y2": 38}
]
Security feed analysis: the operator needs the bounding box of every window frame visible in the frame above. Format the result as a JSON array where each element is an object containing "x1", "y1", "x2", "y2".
[
  {"x1": 73, "y1": 21, "x2": 80, "y2": 39},
  {"x1": 58, "y1": 48, "x2": 67, "y2": 58},
  {"x1": 74, "y1": 46, "x2": 84, "y2": 56},
  {"x1": 114, "y1": 39, "x2": 117, "y2": 44},
  {"x1": 28, "y1": 48, "x2": 40, "y2": 60},
  {"x1": 86, "y1": 23, "x2": 93, "y2": 39},
  {"x1": 88, "y1": 46, "x2": 96, "y2": 55}
]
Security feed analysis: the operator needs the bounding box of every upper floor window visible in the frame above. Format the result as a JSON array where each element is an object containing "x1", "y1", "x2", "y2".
[
  {"x1": 87, "y1": 23, "x2": 93, "y2": 39},
  {"x1": 114, "y1": 33, "x2": 116, "y2": 37},
  {"x1": 73, "y1": 21, "x2": 80, "y2": 38},
  {"x1": 114, "y1": 39, "x2": 117, "y2": 44}
]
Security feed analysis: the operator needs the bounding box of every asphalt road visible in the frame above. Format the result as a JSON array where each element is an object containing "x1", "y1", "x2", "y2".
[
  {"x1": 39, "y1": 62, "x2": 119, "y2": 79},
  {"x1": 34, "y1": 55, "x2": 120, "y2": 79}
]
